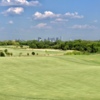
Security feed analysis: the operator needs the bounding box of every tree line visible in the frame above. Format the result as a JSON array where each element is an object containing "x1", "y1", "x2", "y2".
[{"x1": 0, "y1": 40, "x2": 100, "y2": 53}]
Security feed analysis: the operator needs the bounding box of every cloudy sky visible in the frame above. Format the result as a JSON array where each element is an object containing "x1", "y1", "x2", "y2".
[{"x1": 0, "y1": 0, "x2": 100, "y2": 40}]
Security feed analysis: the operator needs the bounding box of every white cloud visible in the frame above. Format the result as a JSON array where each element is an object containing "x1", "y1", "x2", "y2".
[
  {"x1": 65, "y1": 12, "x2": 84, "y2": 19},
  {"x1": 33, "y1": 11, "x2": 84, "y2": 20},
  {"x1": 51, "y1": 18, "x2": 68, "y2": 23},
  {"x1": 2, "y1": 7, "x2": 24, "y2": 15},
  {"x1": 9, "y1": 20, "x2": 13, "y2": 24},
  {"x1": 33, "y1": 11, "x2": 60, "y2": 19},
  {"x1": 71, "y1": 24, "x2": 96, "y2": 29},
  {"x1": 0, "y1": 0, "x2": 40, "y2": 6},
  {"x1": 33, "y1": 23, "x2": 52, "y2": 29}
]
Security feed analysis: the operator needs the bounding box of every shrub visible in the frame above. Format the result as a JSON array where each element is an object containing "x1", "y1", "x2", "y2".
[
  {"x1": 0, "y1": 52, "x2": 5, "y2": 57},
  {"x1": 32, "y1": 52, "x2": 35, "y2": 55},
  {"x1": 20, "y1": 45, "x2": 23, "y2": 48},
  {"x1": 10, "y1": 53, "x2": 13, "y2": 56},
  {"x1": 6, "y1": 52, "x2": 13, "y2": 56},
  {"x1": 36, "y1": 53, "x2": 38, "y2": 55},
  {"x1": 4, "y1": 49, "x2": 8, "y2": 53},
  {"x1": 4, "y1": 49, "x2": 13, "y2": 56},
  {"x1": 27, "y1": 53, "x2": 29, "y2": 56},
  {"x1": 64, "y1": 51, "x2": 83, "y2": 55}
]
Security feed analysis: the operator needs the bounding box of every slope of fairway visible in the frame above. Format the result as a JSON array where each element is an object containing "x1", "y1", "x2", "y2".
[{"x1": 0, "y1": 55, "x2": 100, "y2": 100}]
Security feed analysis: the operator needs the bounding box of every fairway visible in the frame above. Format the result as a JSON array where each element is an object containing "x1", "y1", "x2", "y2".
[{"x1": 0, "y1": 55, "x2": 100, "y2": 100}]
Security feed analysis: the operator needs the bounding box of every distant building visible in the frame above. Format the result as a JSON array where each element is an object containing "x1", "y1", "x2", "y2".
[
  {"x1": 37, "y1": 36, "x2": 62, "y2": 42},
  {"x1": 38, "y1": 37, "x2": 42, "y2": 41}
]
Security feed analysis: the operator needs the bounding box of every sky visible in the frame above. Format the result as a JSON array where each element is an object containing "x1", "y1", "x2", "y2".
[{"x1": 0, "y1": 0, "x2": 100, "y2": 40}]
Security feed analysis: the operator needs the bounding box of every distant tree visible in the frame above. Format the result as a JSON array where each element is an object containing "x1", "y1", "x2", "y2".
[
  {"x1": 29, "y1": 43, "x2": 37, "y2": 48},
  {"x1": 90, "y1": 44, "x2": 98, "y2": 53},
  {"x1": 36, "y1": 41, "x2": 44, "y2": 48}
]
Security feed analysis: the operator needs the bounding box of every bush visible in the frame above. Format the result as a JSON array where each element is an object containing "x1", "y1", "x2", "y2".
[
  {"x1": 64, "y1": 51, "x2": 83, "y2": 55},
  {"x1": 20, "y1": 45, "x2": 23, "y2": 48},
  {"x1": 10, "y1": 53, "x2": 13, "y2": 56},
  {"x1": 36, "y1": 53, "x2": 38, "y2": 55},
  {"x1": 4, "y1": 49, "x2": 8, "y2": 53},
  {"x1": 0, "y1": 52, "x2": 5, "y2": 57},
  {"x1": 4, "y1": 49, "x2": 13, "y2": 56},
  {"x1": 27, "y1": 53, "x2": 29, "y2": 56},
  {"x1": 6, "y1": 52, "x2": 13, "y2": 56},
  {"x1": 32, "y1": 52, "x2": 35, "y2": 55}
]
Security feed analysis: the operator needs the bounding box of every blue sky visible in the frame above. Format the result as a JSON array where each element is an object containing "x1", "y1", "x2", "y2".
[{"x1": 0, "y1": 0, "x2": 100, "y2": 40}]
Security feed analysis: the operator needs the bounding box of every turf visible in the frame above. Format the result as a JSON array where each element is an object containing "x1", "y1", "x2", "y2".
[{"x1": 0, "y1": 55, "x2": 100, "y2": 100}]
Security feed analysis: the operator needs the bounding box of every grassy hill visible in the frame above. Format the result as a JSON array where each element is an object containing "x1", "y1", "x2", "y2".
[{"x1": 0, "y1": 54, "x2": 100, "y2": 100}]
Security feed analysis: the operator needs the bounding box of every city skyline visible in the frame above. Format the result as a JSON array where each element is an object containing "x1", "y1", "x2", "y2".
[{"x1": 0, "y1": 0, "x2": 100, "y2": 40}]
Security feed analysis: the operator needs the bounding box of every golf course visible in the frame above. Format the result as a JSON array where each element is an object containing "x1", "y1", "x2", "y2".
[
  {"x1": 0, "y1": 0, "x2": 100, "y2": 99},
  {"x1": 0, "y1": 47, "x2": 100, "y2": 100}
]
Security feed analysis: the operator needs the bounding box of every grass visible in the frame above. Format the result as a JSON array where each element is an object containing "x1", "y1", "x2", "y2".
[
  {"x1": 0, "y1": 46, "x2": 66, "y2": 56},
  {"x1": 0, "y1": 46, "x2": 100, "y2": 100},
  {"x1": 0, "y1": 53, "x2": 100, "y2": 100}
]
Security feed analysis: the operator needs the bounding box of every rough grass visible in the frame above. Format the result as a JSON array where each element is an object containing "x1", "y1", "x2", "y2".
[
  {"x1": 0, "y1": 54, "x2": 100, "y2": 100},
  {"x1": 0, "y1": 46, "x2": 66, "y2": 56}
]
